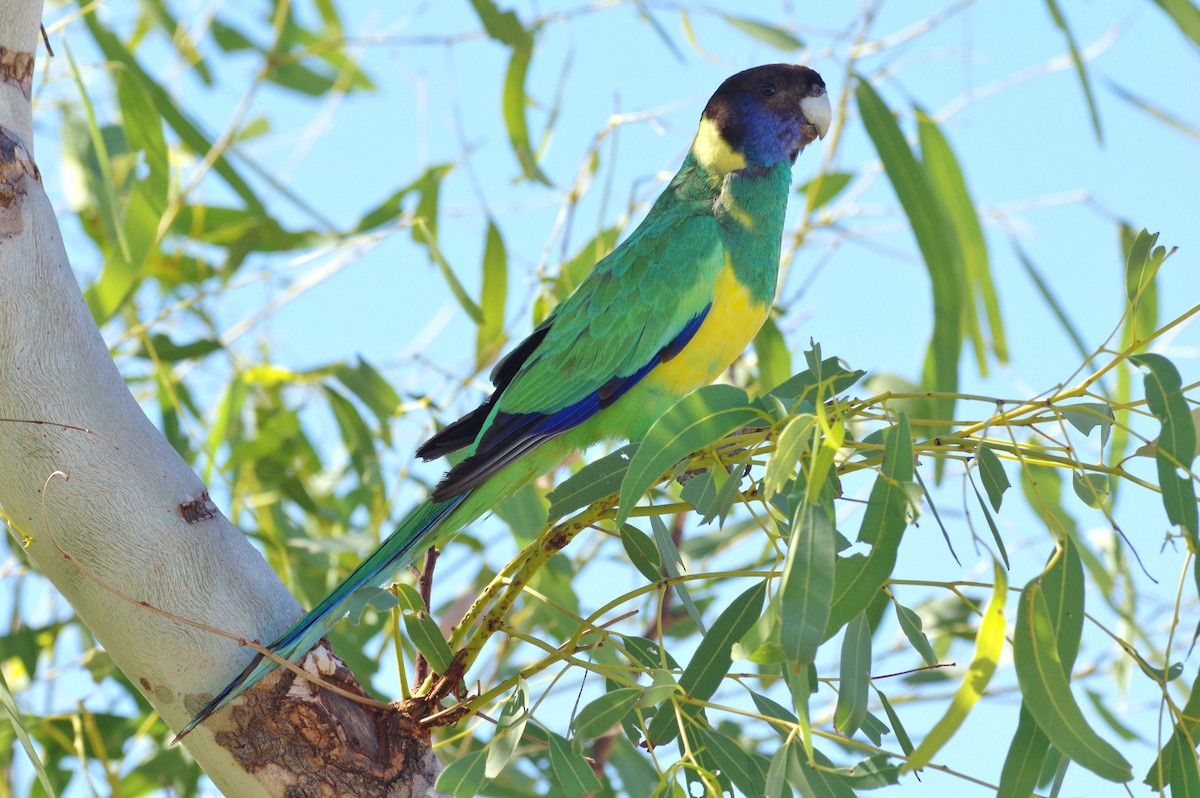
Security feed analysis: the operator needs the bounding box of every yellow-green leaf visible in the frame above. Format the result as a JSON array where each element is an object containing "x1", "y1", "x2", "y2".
[
  {"x1": 476, "y1": 219, "x2": 509, "y2": 369},
  {"x1": 904, "y1": 560, "x2": 1007, "y2": 771},
  {"x1": 763, "y1": 413, "x2": 816, "y2": 500},
  {"x1": 502, "y1": 32, "x2": 552, "y2": 185}
]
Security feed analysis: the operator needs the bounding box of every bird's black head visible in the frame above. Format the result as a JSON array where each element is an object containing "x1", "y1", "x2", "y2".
[{"x1": 694, "y1": 64, "x2": 831, "y2": 175}]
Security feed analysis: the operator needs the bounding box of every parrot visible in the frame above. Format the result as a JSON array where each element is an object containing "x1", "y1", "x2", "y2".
[{"x1": 176, "y1": 63, "x2": 830, "y2": 741}]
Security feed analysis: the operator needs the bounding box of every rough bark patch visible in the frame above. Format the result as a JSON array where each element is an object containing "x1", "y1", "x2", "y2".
[
  {"x1": 218, "y1": 646, "x2": 435, "y2": 797},
  {"x1": 0, "y1": 46, "x2": 33, "y2": 100},
  {"x1": 179, "y1": 491, "x2": 218, "y2": 523},
  {"x1": 0, "y1": 125, "x2": 39, "y2": 239}
]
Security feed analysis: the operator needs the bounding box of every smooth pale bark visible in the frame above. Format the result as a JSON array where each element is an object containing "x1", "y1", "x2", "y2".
[{"x1": 0, "y1": 3, "x2": 440, "y2": 795}]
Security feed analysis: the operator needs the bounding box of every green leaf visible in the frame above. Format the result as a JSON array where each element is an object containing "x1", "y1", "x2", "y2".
[
  {"x1": 1041, "y1": 532, "x2": 1086, "y2": 670},
  {"x1": 1108, "y1": 78, "x2": 1200, "y2": 141},
  {"x1": 546, "y1": 444, "x2": 635, "y2": 521},
  {"x1": 798, "y1": 170, "x2": 854, "y2": 211},
  {"x1": 917, "y1": 108, "x2": 1006, "y2": 369},
  {"x1": 109, "y1": 68, "x2": 168, "y2": 310},
  {"x1": 873, "y1": 685, "x2": 915, "y2": 756},
  {"x1": 649, "y1": 514, "x2": 704, "y2": 632},
  {"x1": 827, "y1": 414, "x2": 913, "y2": 635},
  {"x1": 751, "y1": 689, "x2": 800, "y2": 739},
  {"x1": 572, "y1": 687, "x2": 644, "y2": 742},
  {"x1": 784, "y1": 743, "x2": 858, "y2": 798},
  {"x1": 894, "y1": 601, "x2": 938, "y2": 668},
  {"x1": 1165, "y1": 727, "x2": 1200, "y2": 796},
  {"x1": 976, "y1": 445, "x2": 1011, "y2": 511},
  {"x1": 753, "y1": 316, "x2": 792, "y2": 394},
  {"x1": 619, "y1": 523, "x2": 664, "y2": 584},
  {"x1": 1146, "y1": 665, "x2": 1200, "y2": 790},
  {"x1": 1061, "y1": 402, "x2": 1116, "y2": 447},
  {"x1": 767, "y1": 352, "x2": 865, "y2": 406},
  {"x1": 805, "y1": 414, "x2": 844, "y2": 505},
  {"x1": 617, "y1": 384, "x2": 760, "y2": 526},
  {"x1": 1085, "y1": 690, "x2": 1140, "y2": 742},
  {"x1": 1127, "y1": 647, "x2": 1184, "y2": 684},
  {"x1": 764, "y1": 414, "x2": 816, "y2": 500},
  {"x1": 968, "y1": 468, "x2": 1010, "y2": 569},
  {"x1": 1124, "y1": 228, "x2": 1162, "y2": 340},
  {"x1": 834, "y1": 613, "x2": 871, "y2": 738},
  {"x1": 766, "y1": 742, "x2": 790, "y2": 798},
  {"x1": 495, "y1": 483, "x2": 550, "y2": 545},
  {"x1": 81, "y1": 11, "x2": 264, "y2": 213},
  {"x1": 1014, "y1": 244, "x2": 1091, "y2": 362},
  {"x1": 391, "y1": 583, "x2": 426, "y2": 613},
  {"x1": 620, "y1": 635, "x2": 682, "y2": 672},
  {"x1": 998, "y1": 705, "x2": 1053, "y2": 798},
  {"x1": 780, "y1": 500, "x2": 835, "y2": 668},
  {"x1": 435, "y1": 749, "x2": 489, "y2": 798},
  {"x1": 645, "y1": 582, "x2": 766, "y2": 745},
  {"x1": 469, "y1": 0, "x2": 526, "y2": 46},
  {"x1": 1072, "y1": 471, "x2": 1110, "y2": 509},
  {"x1": 137, "y1": 334, "x2": 222, "y2": 363},
  {"x1": 402, "y1": 615, "x2": 454, "y2": 675},
  {"x1": 476, "y1": 219, "x2": 509, "y2": 369},
  {"x1": 680, "y1": 581, "x2": 766, "y2": 698},
  {"x1": 904, "y1": 561, "x2": 1007, "y2": 771},
  {"x1": 356, "y1": 163, "x2": 450, "y2": 232},
  {"x1": 552, "y1": 225, "x2": 621, "y2": 303},
  {"x1": 334, "y1": 358, "x2": 402, "y2": 430},
  {"x1": 1013, "y1": 582, "x2": 1132, "y2": 782},
  {"x1": 997, "y1": 536, "x2": 1087, "y2": 798},
  {"x1": 548, "y1": 731, "x2": 603, "y2": 793},
  {"x1": 722, "y1": 15, "x2": 803, "y2": 50},
  {"x1": 1148, "y1": 0, "x2": 1200, "y2": 51},
  {"x1": 836, "y1": 753, "x2": 902, "y2": 789},
  {"x1": 0, "y1": 668, "x2": 57, "y2": 797},
  {"x1": 856, "y1": 78, "x2": 962, "y2": 430},
  {"x1": 485, "y1": 679, "x2": 531, "y2": 778},
  {"x1": 699, "y1": 727, "x2": 768, "y2": 797},
  {"x1": 1131, "y1": 353, "x2": 1199, "y2": 543},
  {"x1": 502, "y1": 32, "x2": 552, "y2": 185},
  {"x1": 324, "y1": 387, "x2": 382, "y2": 488},
  {"x1": 1043, "y1": 0, "x2": 1103, "y2": 142}
]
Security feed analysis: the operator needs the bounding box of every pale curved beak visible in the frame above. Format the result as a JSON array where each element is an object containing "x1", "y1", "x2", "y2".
[{"x1": 801, "y1": 89, "x2": 833, "y2": 141}]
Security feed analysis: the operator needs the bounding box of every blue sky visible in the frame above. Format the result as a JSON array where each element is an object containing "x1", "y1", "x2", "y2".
[{"x1": 11, "y1": 1, "x2": 1200, "y2": 795}]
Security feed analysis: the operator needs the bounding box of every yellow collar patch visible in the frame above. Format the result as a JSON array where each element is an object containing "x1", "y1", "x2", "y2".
[{"x1": 691, "y1": 118, "x2": 746, "y2": 178}]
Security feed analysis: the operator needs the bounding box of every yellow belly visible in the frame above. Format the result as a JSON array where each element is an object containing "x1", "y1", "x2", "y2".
[{"x1": 645, "y1": 261, "x2": 770, "y2": 396}]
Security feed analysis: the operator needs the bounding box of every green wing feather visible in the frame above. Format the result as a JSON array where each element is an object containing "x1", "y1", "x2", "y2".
[{"x1": 501, "y1": 209, "x2": 724, "y2": 414}]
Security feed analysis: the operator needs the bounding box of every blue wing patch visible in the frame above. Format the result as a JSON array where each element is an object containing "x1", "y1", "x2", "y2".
[{"x1": 430, "y1": 306, "x2": 711, "y2": 501}]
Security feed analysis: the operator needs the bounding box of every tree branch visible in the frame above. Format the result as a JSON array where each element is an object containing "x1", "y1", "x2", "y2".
[{"x1": 0, "y1": 3, "x2": 441, "y2": 794}]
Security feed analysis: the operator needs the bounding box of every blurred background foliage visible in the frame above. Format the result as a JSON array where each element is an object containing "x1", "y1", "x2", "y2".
[{"x1": 2, "y1": 0, "x2": 1200, "y2": 796}]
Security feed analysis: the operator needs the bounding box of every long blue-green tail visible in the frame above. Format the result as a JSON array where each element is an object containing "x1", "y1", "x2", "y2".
[{"x1": 173, "y1": 495, "x2": 465, "y2": 742}]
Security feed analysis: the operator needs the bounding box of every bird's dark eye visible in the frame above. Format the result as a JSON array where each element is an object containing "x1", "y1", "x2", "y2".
[{"x1": 759, "y1": 80, "x2": 777, "y2": 97}]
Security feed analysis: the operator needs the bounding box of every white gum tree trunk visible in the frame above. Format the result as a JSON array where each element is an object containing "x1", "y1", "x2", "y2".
[{"x1": 0, "y1": 4, "x2": 439, "y2": 795}]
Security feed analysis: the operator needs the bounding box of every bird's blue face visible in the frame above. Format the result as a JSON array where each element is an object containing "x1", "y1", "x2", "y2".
[{"x1": 697, "y1": 64, "x2": 831, "y2": 172}]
